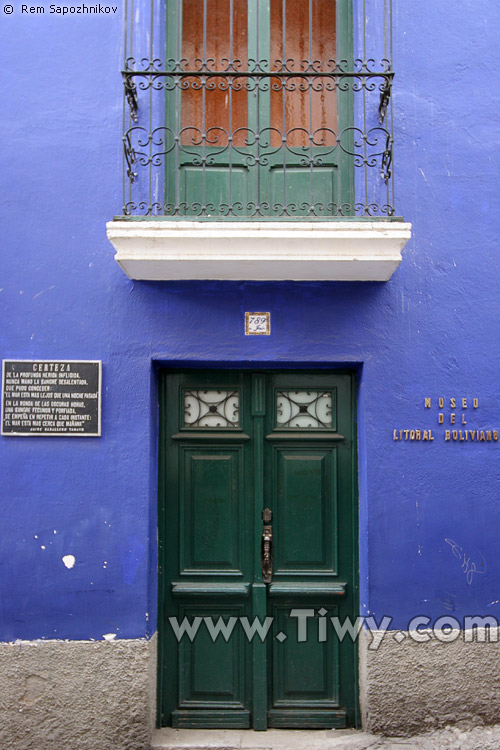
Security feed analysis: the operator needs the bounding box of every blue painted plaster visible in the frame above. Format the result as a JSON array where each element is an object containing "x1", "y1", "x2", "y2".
[{"x1": 2, "y1": 1, "x2": 500, "y2": 640}]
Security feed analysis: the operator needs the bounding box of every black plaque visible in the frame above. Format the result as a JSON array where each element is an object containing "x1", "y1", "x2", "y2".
[{"x1": 2, "y1": 360, "x2": 102, "y2": 436}]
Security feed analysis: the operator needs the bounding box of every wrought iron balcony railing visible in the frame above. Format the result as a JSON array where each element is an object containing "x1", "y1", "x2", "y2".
[{"x1": 121, "y1": 0, "x2": 396, "y2": 219}]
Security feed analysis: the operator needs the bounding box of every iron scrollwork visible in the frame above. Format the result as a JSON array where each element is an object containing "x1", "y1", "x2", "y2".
[
  {"x1": 184, "y1": 389, "x2": 239, "y2": 428},
  {"x1": 121, "y1": 2, "x2": 396, "y2": 218}
]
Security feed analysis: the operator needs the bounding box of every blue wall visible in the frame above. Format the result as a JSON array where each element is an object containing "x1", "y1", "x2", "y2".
[{"x1": 2, "y1": 0, "x2": 500, "y2": 641}]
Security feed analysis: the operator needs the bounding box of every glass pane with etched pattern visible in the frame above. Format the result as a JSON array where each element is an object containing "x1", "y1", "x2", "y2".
[
  {"x1": 276, "y1": 390, "x2": 332, "y2": 429},
  {"x1": 184, "y1": 390, "x2": 239, "y2": 428}
]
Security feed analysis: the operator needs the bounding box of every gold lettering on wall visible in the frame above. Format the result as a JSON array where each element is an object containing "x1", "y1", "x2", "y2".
[
  {"x1": 393, "y1": 395, "x2": 496, "y2": 445},
  {"x1": 425, "y1": 397, "x2": 480, "y2": 409}
]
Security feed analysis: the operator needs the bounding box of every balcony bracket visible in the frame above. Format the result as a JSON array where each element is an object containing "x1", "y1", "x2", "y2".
[
  {"x1": 378, "y1": 78, "x2": 392, "y2": 123},
  {"x1": 122, "y1": 72, "x2": 138, "y2": 122}
]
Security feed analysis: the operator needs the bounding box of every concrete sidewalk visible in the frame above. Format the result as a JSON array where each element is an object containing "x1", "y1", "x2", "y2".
[{"x1": 151, "y1": 724, "x2": 500, "y2": 750}]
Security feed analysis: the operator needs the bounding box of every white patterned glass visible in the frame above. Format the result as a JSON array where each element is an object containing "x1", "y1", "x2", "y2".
[
  {"x1": 184, "y1": 390, "x2": 239, "y2": 427},
  {"x1": 276, "y1": 390, "x2": 332, "y2": 428}
]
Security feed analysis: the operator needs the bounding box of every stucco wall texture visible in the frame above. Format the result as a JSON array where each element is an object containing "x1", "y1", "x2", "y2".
[
  {"x1": 2, "y1": 0, "x2": 500, "y2": 739},
  {"x1": 0, "y1": 638, "x2": 156, "y2": 750},
  {"x1": 360, "y1": 630, "x2": 500, "y2": 736}
]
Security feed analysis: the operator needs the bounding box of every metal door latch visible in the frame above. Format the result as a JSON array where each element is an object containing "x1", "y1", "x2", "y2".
[{"x1": 261, "y1": 508, "x2": 273, "y2": 583}]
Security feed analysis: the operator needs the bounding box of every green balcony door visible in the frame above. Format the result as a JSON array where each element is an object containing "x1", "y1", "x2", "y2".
[
  {"x1": 165, "y1": 1, "x2": 353, "y2": 216},
  {"x1": 158, "y1": 371, "x2": 358, "y2": 729}
]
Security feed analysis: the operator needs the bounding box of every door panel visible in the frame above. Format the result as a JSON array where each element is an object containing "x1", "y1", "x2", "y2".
[
  {"x1": 274, "y1": 450, "x2": 337, "y2": 573},
  {"x1": 270, "y1": 602, "x2": 339, "y2": 703},
  {"x1": 182, "y1": 449, "x2": 243, "y2": 572},
  {"x1": 180, "y1": 166, "x2": 250, "y2": 217},
  {"x1": 269, "y1": 166, "x2": 338, "y2": 217},
  {"x1": 159, "y1": 370, "x2": 357, "y2": 730},
  {"x1": 178, "y1": 602, "x2": 247, "y2": 706}
]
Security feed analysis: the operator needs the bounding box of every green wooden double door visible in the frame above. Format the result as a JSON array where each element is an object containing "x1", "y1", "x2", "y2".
[{"x1": 158, "y1": 371, "x2": 358, "y2": 729}]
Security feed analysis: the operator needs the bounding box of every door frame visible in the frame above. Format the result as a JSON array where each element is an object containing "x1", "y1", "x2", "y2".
[{"x1": 156, "y1": 366, "x2": 360, "y2": 729}]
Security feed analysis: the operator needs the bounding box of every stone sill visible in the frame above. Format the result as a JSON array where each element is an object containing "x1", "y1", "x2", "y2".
[
  {"x1": 150, "y1": 728, "x2": 374, "y2": 749},
  {"x1": 106, "y1": 220, "x2": 412, "y2": 281}
]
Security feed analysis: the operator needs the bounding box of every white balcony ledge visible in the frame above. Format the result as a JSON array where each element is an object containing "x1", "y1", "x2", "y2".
[{"x1": 106, "y1": 220, "x2": 412, "y2": 281}]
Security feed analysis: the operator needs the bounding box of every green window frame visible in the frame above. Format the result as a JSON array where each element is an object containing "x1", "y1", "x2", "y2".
[{"x1": 164, "y1": 0, "x2": 354, "y2": 218}]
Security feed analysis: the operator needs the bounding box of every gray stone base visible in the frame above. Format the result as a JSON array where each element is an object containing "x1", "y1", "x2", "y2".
[
  {"x1": 360, "y1": 628, "x2": 500, "y2": 735},
  {"x1": 0, "y1": 636, "x2": 156, "y2": 750},
  {"x1": 3, "y1": 628, "x2": 500, "y2": 747}
]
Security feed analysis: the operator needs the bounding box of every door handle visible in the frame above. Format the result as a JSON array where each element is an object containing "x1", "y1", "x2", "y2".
[{"x1": 261, "y1": 508, "x2": 273, "y2": 583}]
